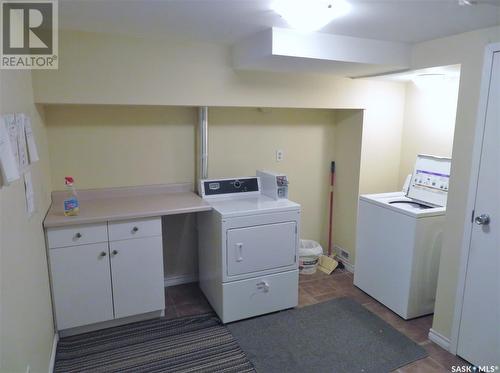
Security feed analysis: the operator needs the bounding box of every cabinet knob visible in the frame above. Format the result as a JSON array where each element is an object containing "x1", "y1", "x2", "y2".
[
  {"x1": 112, "y1": 250, "x2": 118, "y2": 256},
  {"x1": 99, "y1": 251, "x2": 107, "y2": 257},
  {"x1": 75, "y1": 232, "x2": 82, "y2": 239},
  {"x1": 132, "y1": 226, "x2": 139, "y2": 233}
]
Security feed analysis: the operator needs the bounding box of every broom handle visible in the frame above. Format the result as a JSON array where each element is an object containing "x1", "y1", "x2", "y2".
[{"x1": 328, "y1": 162, "x2": 336, "y2": 257}]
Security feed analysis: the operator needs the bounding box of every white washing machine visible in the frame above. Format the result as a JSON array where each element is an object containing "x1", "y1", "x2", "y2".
[
  {"x1": 198, "y1": 175, "x2": 301, "y2": 323},
  {"x1": 354, "y1": 155, "x2": 451, "y2": 319}
]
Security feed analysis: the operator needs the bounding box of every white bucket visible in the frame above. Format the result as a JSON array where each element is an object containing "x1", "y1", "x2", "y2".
[{"x1": 299, "y1": 239, "x2": 324, "y2": 275}]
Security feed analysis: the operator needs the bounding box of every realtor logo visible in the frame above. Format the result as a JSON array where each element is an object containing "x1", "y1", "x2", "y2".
[{"x1": 1, "y1": 0, "x2": 58, "y2": 69}]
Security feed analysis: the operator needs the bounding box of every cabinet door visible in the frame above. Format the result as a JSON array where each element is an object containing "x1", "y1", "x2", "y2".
[
  {"x1": 50, "y1": 243, "x2": 114, "y2": 330},
  {"x1": 109, "y1": 236, "x2": 165, "y2": 319}
]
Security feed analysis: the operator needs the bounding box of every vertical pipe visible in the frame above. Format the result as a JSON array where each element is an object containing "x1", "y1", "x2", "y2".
[{"x1": 199, "y1": 107, "x2": 209, "y2": 181}]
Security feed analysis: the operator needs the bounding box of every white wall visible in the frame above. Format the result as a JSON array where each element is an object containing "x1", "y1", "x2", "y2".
[
  {"x1": 411, "y1": 26, "x2": 500, "y2": 340},
  {"x1": 398, "y1": 77, "x2": 459, "y2": 185},
  {"x1": 0, "y1": 71, "x2": 54, "y2": 372}
]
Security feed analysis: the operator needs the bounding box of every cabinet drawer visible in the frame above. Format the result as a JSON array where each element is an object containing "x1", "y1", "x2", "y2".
[
  {"x1": 47, "y1": 223, "x2": 108, "y2": 249},
  {"x1": 222, "y1": 270, "x2": 298, "y2": 323},
  {"x1": 108, "y1": 217, "x2": 161, "y2": 241}
]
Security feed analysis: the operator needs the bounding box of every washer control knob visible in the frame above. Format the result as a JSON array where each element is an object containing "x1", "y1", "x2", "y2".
[{"x1": 234, "y1": 180, "x2": 241, "y2": 188}]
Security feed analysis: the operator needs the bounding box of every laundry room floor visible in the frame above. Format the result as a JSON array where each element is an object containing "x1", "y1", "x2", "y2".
[{"x1": 165, "y1": 270, "x2": 468, "y2": 373}]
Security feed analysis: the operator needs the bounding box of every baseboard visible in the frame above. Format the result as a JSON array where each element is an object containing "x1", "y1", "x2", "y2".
[
  {"x1": 428, "y1": 328, "x2": 451, "y2": 351},
  {"x1": 164, "y1": 273, "x2": 198, "y2": 287},
  {"x1": 48, "y1": 333, "x2": 58, "y2": 373},
  {"x1": 59, "y1": 310, "x2": 163, "y2": 338},
  {"x1": 339, "y1": 259, "x2": 355, "y2": 273}
]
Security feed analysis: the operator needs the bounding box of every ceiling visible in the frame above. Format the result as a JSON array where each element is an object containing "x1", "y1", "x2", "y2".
[{"x1": 59, "y1": 0, "x2": 500, "y2": 45}]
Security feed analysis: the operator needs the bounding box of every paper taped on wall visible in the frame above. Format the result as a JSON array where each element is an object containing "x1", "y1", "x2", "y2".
[
  {"x1": 16, "y1": 114, "x2": 29, "y2": 172},
  {"x1": 23, "y1": 114, "x2": 39, "y2": 163},
  {"x1": 0, "y1": 113, "x2": 40, "y2": 186}
]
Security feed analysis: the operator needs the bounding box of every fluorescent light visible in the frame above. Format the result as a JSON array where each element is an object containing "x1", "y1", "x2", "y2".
[{"x1": 272, "y1": 0, "x2": 351, "y2": 32}]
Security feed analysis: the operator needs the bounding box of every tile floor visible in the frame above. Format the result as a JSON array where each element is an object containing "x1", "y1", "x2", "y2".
[{"x1": 165, "y1": 269, "x2": 468, "y2": 373}]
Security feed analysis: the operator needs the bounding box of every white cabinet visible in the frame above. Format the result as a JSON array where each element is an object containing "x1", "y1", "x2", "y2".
[
  {"x1": 109, "y1": 236, "x2": 165, "y2": 319},
  {"x1": 47, "y1": 217, "x2": 165, "y2": 332},
  {"x1": 49, "y1": 243, "x2": 114, "y2": 330}
]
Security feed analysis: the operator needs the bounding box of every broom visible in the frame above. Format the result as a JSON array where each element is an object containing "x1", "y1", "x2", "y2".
[{"x1": 318, "y1": 161, "x2": 339, "y2": 274}]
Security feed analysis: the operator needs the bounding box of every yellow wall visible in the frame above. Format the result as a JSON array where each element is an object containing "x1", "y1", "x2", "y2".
[
  {"x1": 398, "y1": 77, "x2": 459, "y2": 185},
  {"x1": 208, "y1": 107, "x2": 336, "y2": 249},
  {"x1": 332, "y1": 110, "x2": 364, "y2": 259},
  {"x1": 45, "y1": 105, "x2": 196, "y2": 190},
  {"x1": 411, "y1": 26, "x2": 500, "y2": 340},
  {"x1": 0, "y1": 71, "x2": 54, "y2": 372}
]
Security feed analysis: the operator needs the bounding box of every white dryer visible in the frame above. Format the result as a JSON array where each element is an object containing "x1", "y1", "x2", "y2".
[
  {"x1": 354, "y1": 155, "x2": 451, "y2": 319},
  {"x1": 198, "y1": 176, "x2": 301, "y2": 323}
]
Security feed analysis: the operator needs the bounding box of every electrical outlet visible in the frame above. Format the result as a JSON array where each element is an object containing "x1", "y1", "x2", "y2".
[{"x1": 276, "y1": 149, "x2": 284, "y2": 162}]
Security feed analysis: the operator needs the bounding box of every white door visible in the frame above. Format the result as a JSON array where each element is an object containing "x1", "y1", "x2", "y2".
[
  {"x1": 109, "y1": 236, "x2": 165, "y2": 319},
  {"x1": 50, "y1": 243, "x2": 114, "y2": 330},
  {"x1": 457, "y1": 51, "x2": 500, "y2": 366},
  {"x1": 226, "y1": 222, "x2": 297, "y2": 276}
]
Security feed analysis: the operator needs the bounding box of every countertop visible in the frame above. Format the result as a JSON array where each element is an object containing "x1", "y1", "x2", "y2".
[{"x1": 43, "y1": 183, "x2": 212, "y2": 228}]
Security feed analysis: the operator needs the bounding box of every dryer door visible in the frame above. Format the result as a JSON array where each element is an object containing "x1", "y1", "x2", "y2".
[{"x1": 226, "y1": 222, "x2": 297, "y2": 276}]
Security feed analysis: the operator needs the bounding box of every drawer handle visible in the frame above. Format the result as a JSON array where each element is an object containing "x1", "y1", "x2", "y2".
[
  {"x1": 256, "y1": 281, "x2": 270, "y2": 293},
  {"x1": 75, "y1": 232, "x2": 82, "y2": 239},
  {"x1": 112, "y1": 250, "x2": 118, "y2": 256},
  {"x1": 99, "y1": 251, "x2": 107, "y2": 257},
  {"x1": 132, "y1": 226, "x2": 139, "y2": 233},
  {"x1": 235, "y1": 243, "x2": 243, "y2": 262}
]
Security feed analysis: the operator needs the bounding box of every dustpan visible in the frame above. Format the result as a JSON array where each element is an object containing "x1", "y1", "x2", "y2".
[{"x1": 317, "y1": 255, "x2": 338, "y2": 275}]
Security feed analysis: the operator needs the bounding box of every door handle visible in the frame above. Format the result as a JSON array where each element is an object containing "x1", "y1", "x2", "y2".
[
  {"x1": 235, "y1": 243, "x2": 243, "y2": 262},
  {"x1": 474, "y1": 214, "x2": 490, "y2": 226}
]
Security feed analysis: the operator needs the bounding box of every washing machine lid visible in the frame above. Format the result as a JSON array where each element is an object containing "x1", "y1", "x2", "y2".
[
  {"x1": 407, "y1": 155, "x2": 451, "y2": 208},
  {"x1": 360, "y1": 192, "x2": 446, "y2": 218}
]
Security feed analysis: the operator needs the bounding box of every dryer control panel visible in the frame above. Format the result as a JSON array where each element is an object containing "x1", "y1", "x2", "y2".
[{"x1": 200, "y1": 177, "x2": 260, "y2": 198}]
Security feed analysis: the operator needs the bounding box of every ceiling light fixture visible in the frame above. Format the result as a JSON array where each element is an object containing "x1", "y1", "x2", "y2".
[{"x1": 272, "y1": 0, "x2": 351, "y2": 33}]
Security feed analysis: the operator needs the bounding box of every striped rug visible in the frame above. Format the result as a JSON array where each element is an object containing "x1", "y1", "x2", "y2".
[{"x1": 54, "y1": 313, "x2": 256, "y2": 373}]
